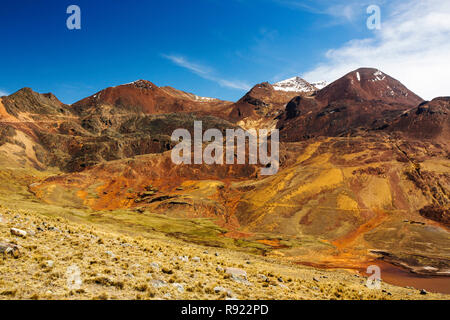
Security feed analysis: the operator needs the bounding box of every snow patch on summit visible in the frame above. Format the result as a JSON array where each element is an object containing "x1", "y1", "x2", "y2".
[
  {"x1": 311, "y1": 81, "x2": 328, "y2": 90},
  {"x1": 273, "y1": 77, "x2": 317, "y2": 93},
  {"x1": 372, "y1": 70, "x2": 386, "y2": 82}
]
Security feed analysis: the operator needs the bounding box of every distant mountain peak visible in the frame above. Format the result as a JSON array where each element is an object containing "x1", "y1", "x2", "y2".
[
  {"x1": 311, "y1": 80, "x2": 328, "y2": 90},
  {"x1": 120, "y1": 79, "x2": 156, "y2": 89},
  {"x1": 352, "y1": 68, "x2": 387, "y2": 83},
  {"x1": 316, "y1": 68, "x2": 423, "y2": 106},
  {"x1": 273, "y1": 77, "x2": 317, "y2": 93}
]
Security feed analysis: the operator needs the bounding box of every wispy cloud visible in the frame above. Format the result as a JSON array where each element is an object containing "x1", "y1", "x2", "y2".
[
  {"x1": 0, "y1": 89, "x2": 8, "y2": 97},
  {"x1": 161, "y1": 54, "x2": 212, "y2": 75},
  {"x1": 303, "y1": 0, "x2": 450, "y2": 100},
  {"x1": 272, "y1": 0, "x2": 371, "y2": 24},
  {"x1": 162, "y1": 54, "x2": 251, "y2": 91}
]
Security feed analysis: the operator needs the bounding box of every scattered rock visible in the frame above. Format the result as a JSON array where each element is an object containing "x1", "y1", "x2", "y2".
[
  {"x1": 105, "y1": 251, "x2": 116, "y2": 258},
  {"x1": 173, "y1": 283, "x2": 184, "y2": 293},
  {"x1": 257, "y1": 274, "x2": 268, "y2": 282},
  {"x1": 0, "y1": 242, "x2": 20, "y2": 258},
  {"x1": 150, "y1": 262, "x2": 160, "y2": 271},
  {"x1": 313, "y1": 277, "x2": 319, "y2": 282},
  {"x1": 10, "y1": 228, "x2": 27, "y2": 238},
  {"x1": 48, "y1": 226, "x2": 61, "y2": 233},
  {"x1": 192, "y1": 257, "x2": 200, "y2": 263},
  {"x1": 226, "y1": 267, "x2": 247, "y2": 279},
  {"x1": 216, "y1": 266, "x2": 224, "y2": 272},
  {"x1": 214, "y1": 286, "x2": 224, "y2": 293},
  {"x1": 420, "y1": 289, "x2": 428, "y2": 295},
  {"x1": 46, "y1": 260, "x2": 54, "y2": 268},
  {"x1": 226, "y1": 267, "x2": 250, "y2": 284},
  {"x1": 277, "y1": 277, "x2": 284, "y2": 283},
  {"x1": 150, "y1": 279, "x2": 167, "y2": 288}
]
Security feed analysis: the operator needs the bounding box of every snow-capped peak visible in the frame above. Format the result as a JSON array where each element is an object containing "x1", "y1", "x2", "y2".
[
  {"x1": 273, "y1": 76, "x2": 316, "y2": 93},
  {"x1": 310, "y1": 80, "x2": 328, "y2": 90}
]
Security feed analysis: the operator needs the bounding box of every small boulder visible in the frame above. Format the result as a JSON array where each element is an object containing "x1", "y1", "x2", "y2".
[
  {"x1": 105, "y1": 251, "x2": 116, "y2": 259},
  {"x1": 150, "y1": 262, "x2": 160, "y2": 271},
  {"x1": 214, "y1": 286, "x2": 225, "y2": 293},
  {"x1": 10, "y1": 228, "x2": 27, "y2": 238},
  {"x1": 216, "y1": 266, "x2": 224, "y2": 272},
  {"x1": 257, "y1": 274, "x2": 268, "y2": 282},
  {"x1": 226, "y1": 267, "x2": 247, "y2": 279},
  {"x1": 150, "y1": 279, "x2": 167, "y2": 289},
  {"x1": 173, "y1": 283, "x2": 184, "y2": 293},
  {"x1": 0, "y1": 242, "x2": 20, "y2": 258},
  {"x1": 226, "y1": 267, "x2": 250, "y2": 284}
]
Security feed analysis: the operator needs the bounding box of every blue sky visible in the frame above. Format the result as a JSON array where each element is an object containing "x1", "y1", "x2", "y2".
[{"x1": 1, "y1": 0, "x2": 449, "y2": 103}]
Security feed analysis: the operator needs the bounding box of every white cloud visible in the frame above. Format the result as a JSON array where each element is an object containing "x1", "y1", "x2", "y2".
[
  {"x1": 303, "y1": 0, "x2": 450, "y2": 100},
  {"x1": 0, "y1": 90, "x2": 8, "y2": 97},
  {"x1": 272, "y1": 0, "x2": 368, "y2": 24},
  {"x1": 162, "y1": 54, "x2": 251, "y2": 91}
]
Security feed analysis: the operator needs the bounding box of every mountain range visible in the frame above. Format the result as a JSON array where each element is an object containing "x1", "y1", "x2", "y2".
[{"x1": 0, "y1": 67, "x2": 449, "y2": 279}]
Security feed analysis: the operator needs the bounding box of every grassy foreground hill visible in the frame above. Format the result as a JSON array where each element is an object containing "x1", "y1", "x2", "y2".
[
  {"x1": 0, "y1": 163, "x2": 447, "y2": 300},
  {"x1": 1, "y1": 204, "x2": 447, "y2": 300}
]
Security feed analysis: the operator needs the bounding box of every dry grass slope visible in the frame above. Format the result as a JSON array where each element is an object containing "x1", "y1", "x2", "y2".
[{"x1": 1, "y1": 207, "x2": 447, "y2": 300}]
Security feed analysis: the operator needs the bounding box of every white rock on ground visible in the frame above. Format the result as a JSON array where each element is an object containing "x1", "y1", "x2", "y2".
[{"x1": 10, "y1": 228, "x2": 27, "y2": 238}]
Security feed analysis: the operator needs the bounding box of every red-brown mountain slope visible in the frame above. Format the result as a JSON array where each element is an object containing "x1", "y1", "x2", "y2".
[{"x1": 277, "y1": 68, "x2": 425, "y2": 141}]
